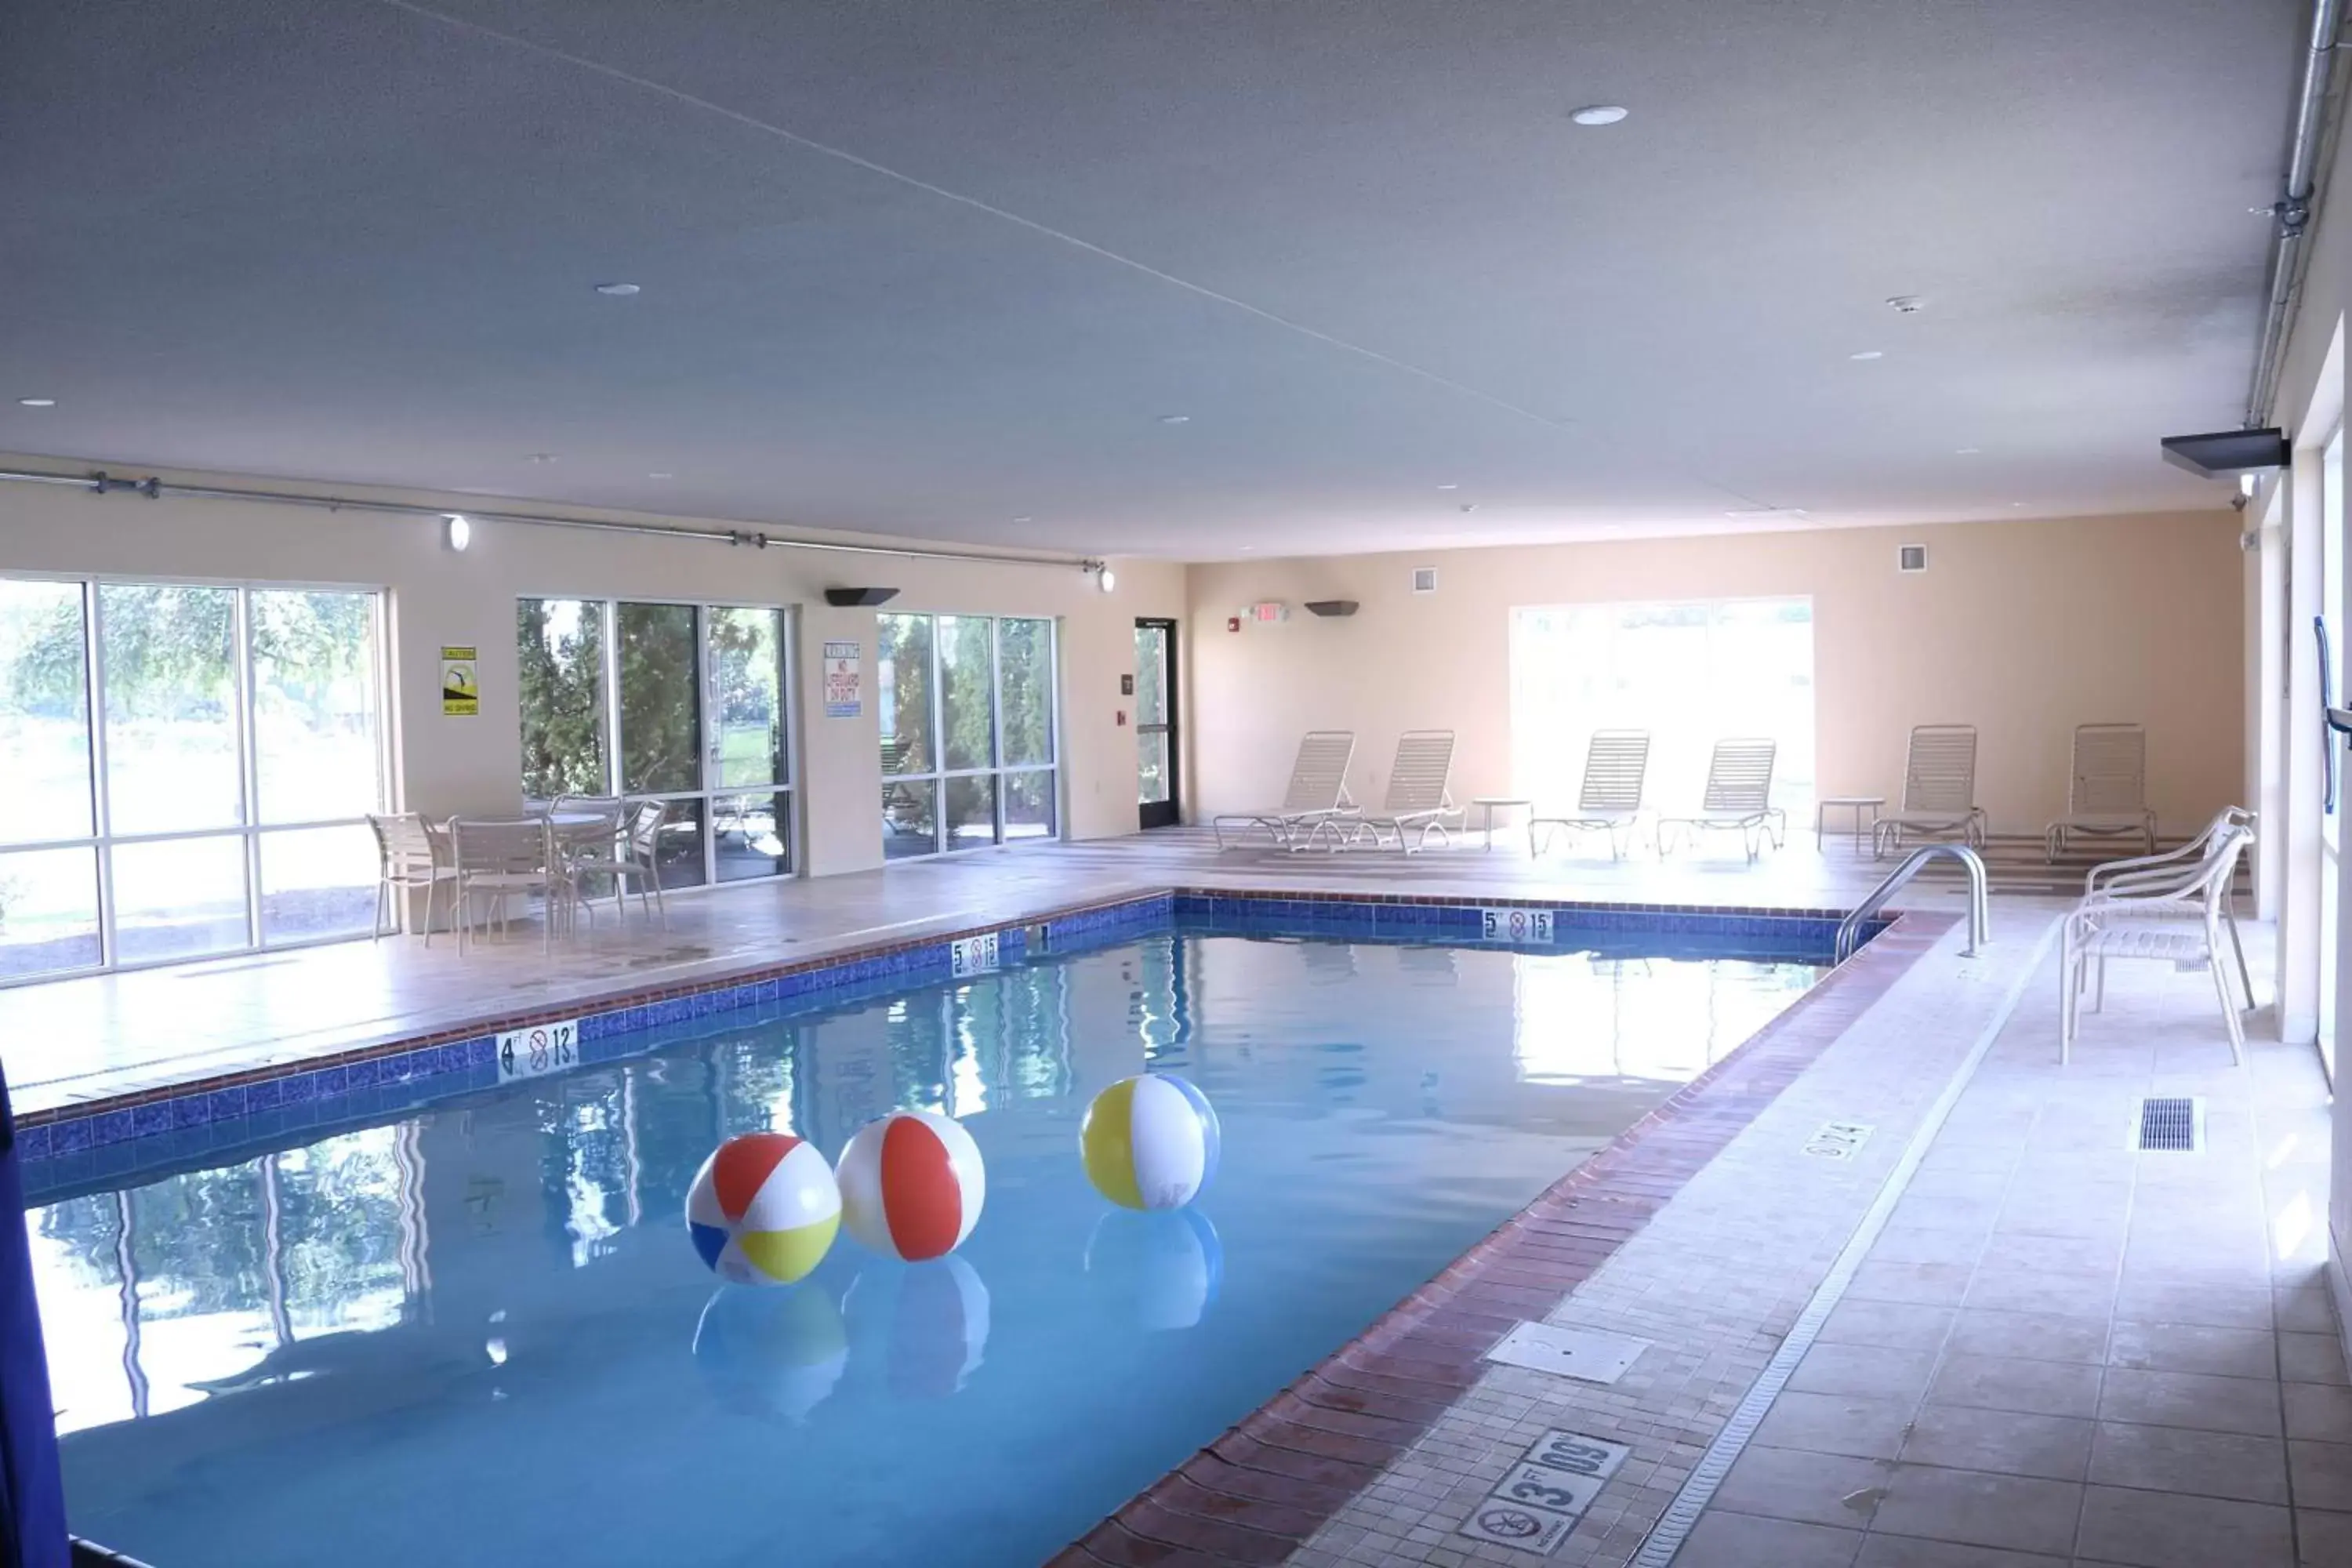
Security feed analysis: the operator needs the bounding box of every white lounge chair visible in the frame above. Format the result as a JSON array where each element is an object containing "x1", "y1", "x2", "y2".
[
  {"x1": 1347, "y1": 730, "x2": 1461, "y2": 851},
  {"x1": 2061, "y1": 821, "x2": 2256, "y2": 1065},
  {"x1": 1873, "y1": 724, "x2": 1987, "y2": 857},
  {"x1": 2045, "y1": 723, "x2": 2157, "y2": 861},
  {"x1": 2082, "y1": 805, "x2": 2256, "y2": 1011},
  {"x1": 1212, "y1": 731, "x2": 1358, "y2": 850},
  {"x1": 1657, "y1": 739, "x2": 1786, "y2": 862},
  {"x1": 1530, "y1": 730, "x2": 1651, "y2": 859}
]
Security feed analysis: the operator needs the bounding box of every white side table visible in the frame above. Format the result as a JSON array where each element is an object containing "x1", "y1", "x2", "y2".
[
  {"x1": 1472, "y1": 797, "x2": 1533, "y2": 851},
  {"x1": 1815, "y1": 795, "x2": 1885, "y2": 850}
]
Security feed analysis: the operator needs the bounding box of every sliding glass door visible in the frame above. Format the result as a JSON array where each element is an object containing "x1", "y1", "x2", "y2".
[
  {"x1": 517, "y1": 597, "x2": 795, "y2": 887},
  {"x1": 878, "y1": 613, "x2": 1058, "y2": 859},
  {"x1": 0, "y1": 577, "x2": 386, "y2": 982}
]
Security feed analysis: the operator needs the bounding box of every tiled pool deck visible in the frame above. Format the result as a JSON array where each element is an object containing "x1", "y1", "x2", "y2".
[{"x1": 5, "y1": 828, "x2": 2328, "y2": 1566}]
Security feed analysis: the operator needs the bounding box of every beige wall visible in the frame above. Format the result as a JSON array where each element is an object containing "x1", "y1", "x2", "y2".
[
  {"x1": 0, "y1": 463, "x2": 1182, "y2": 877},
  {"x1": 1185, "y1": 510, "x2": 2244, "y2": 835}
]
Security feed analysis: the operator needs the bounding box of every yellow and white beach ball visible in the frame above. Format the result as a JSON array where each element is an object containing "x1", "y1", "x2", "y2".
[
  {"x1": 687, "y1": 1132, "x2": 842, "y2": 1286},
  {"x1": 835, "y1": 1110, "x2": 987, "y2": 1261},
  {"x1": 1080, "y1": 1073, "x2": 1221, "y2": 1210}
]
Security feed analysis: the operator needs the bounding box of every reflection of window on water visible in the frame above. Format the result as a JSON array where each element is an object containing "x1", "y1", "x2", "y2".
[
  {"x1": 29, "y1": 1127, "x2": 419, "y2": 1433},
  {"x1": 1512, "y1": 953, "x2": 1817, "y2": 1085}
]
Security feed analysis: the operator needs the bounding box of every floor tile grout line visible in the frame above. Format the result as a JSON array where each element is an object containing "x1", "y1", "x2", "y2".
[{"x1": 1628, "y1": 912, "x2": 2064, "y2": 1568}]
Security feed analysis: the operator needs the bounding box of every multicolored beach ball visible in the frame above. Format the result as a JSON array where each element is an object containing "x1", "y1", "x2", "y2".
[
  {"x1": 687, "y1": 1132, "x2": 842, "y2": 1286},
  {"x1": 1080, "y1": 1073, "x2": 1221, "y2": 1211},
  {"x1": 835, "y1": 1110, "x2": 988, "y2": 1261}
]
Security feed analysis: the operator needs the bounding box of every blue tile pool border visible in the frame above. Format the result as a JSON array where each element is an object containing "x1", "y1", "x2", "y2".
[{"x1": 13, "y1": 887, "x2": 1887, "y2": 1183}]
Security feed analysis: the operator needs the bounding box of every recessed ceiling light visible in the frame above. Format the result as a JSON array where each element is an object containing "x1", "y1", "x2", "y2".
[
  {"x1": 2009, "y1": 500, "x2": 2027, "y2": 508},
  {"x1": 528, "y1": 452, "x2": 557, "y2": 463},
  {"x1": 1886, "y1": 295, "x2": 1926, "y2": 314},
  {"x1": 1570, "y1": 105, "x2": 1629, "y2": 126},
  {"x1": 1157, "y1": 414, "x2": 1191, "y2": 425},
  {"x1": 594, "y1": 282, "x2": 641, "y2": 296},
  {"x1": 1457, "y1": 503, "x2": 1479, "y2": 514},
  {"x1": 1955, "y1": 447, "x2": 1980, "y2": 456},
  {"x1": 1436, "y1": 483, "x2": 1461, "y2": 492},
  {"x1": 1240, "y1": 545, "x2": 1256, "y2": 552},
  {"x1": 647, "y1": 471, "x2": 673, "y2": 480},
  {"x1": 1011, "y1": 515, "x2": 1034, "y2": 524},
  {"x1": 1849, "y1": 350, "x2": 1885, "y2": 361},
  {"x1": 17, "y1": 397, "x2": 55, "y2": 408}
]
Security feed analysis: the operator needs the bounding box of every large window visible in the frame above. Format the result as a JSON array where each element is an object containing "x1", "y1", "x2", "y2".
[
  {"x1": 879, "y1": 614, "x2": 1058, "y2": 859},
  {"x1": 517, "y1": 598, "x2": 794, "y2": 887},
  {"x1": 0, "y1": 579, "x2": 385, "y2": 982},
  {"x1": 1510, "y1": 597, "x2": 1816, "y2": 815}
]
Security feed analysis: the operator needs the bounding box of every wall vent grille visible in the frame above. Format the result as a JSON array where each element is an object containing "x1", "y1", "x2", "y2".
[
  {"x1": 1897, "y1": 545, "x2": 1928, "y2": 573},
  {"x1": 1411, "y1": 567, "x2": 1439, "y2": 594},
  {"x1": 2136, "y1": 1097, "x2": 2201, "y2": 1152}
]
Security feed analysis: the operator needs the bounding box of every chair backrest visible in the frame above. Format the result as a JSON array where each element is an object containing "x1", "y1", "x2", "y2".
[
  {"x1": 368, "y1": 813, "x2": 443, "y2": 873},
  {"x1": 1381, "y1": 730, "x2": 1455, "y2": 813},
  {"x1": 1577, "y1": 730, "x2": 1650, "y2": 812},
  {"x1": 449, "y1": 818, "x2": 550, "y2": 876},
  {"x1": 1279, "y1": 731, "x2": 1356, "y2": 813},
  {"x1": 1902, "y1": 724, "x2": 1979, "y2": 814},
  {"x1": 2069, "y1": 724, "x2": 2146, "y2": 815},
  {"x1": 1700, "y1": 739, "x2": 1777, "y2": 812},
  {"x1": 550, "y1": 797, "x2": 626, "y2": 851},
  {"x1": 625, "y1": 799, "x2": 669, "y2": 858},
  {"x1": 2194, "y1": 826, "x2": 2256, "y2": 915}
]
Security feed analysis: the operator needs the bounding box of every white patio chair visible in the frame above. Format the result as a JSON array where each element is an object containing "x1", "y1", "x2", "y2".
[
  {"x1": 2082, "y1": 805, "x2": 2256, "y2": 1010},
  {"x1": 1530, "y1": 730, "x2": 1651, "y2": 859},
  {"x1": 449, "y1": 817, "x2": 561, "y2": 955},
  {"x1": 1657, "y1": 739, "x2": 1785, "y2": 862},
  {"x1": 1873, "y1": 724, "x2": 1987, "y2": 857},
  {"x1": 2061, "y1": 822, "x2": 2256, "y2": 1065},
  {"x1": 366, "y1": 813, "x2": 456, "y2": 946},
  {"x1": 2045, "y1": 723, "x2": 2157, "y2": 861},
  {"x1": 566, "y1": 798, "x2": 670, "y2": 927},
  {"x1": 1346, "y1": 730, "x2": 1461, "y2": 851},
  {"x1": 547, "y1": 797, "x2": 628, "y2": 929},
  {"x1": 1212, "y1": 731, "x2": 1358, "y2": 850}
]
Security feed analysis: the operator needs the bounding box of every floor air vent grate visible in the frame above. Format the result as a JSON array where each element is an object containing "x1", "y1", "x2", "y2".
[{"x1": 2136, "y1": 1097, "x2": 2201, "y2": 1152}]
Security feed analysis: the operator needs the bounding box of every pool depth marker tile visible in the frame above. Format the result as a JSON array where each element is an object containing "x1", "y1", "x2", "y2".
[{"x1": 1624, "y1": 910, "x2": 2063, "y2": 1568}]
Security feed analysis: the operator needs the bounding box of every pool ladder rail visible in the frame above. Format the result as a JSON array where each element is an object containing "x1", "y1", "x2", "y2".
[{"x1": 1835, "y1": 844, "x2": 1989, "y2": 964}]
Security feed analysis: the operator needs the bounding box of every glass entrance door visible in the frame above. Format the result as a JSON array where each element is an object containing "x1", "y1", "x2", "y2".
[{"x1": 1135, "y1": 619, "x2": 1178, "y2": 830}]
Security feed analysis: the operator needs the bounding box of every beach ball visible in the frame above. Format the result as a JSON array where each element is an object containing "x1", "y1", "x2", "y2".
[
  {"x1": 1086, "y1": 1208, "x2": 1224, "y2": 1331},
  {"x1": 1081, "y1": 1073, "x2": 1221, "y2": 1210},
  {"x1": 687, "y1": 1132, "x2": 842, "y2": 1286},
  {"x1": 835, "y1": 1110, "x2": 987, "y2": 1261},
  {"x1": 692, "y1": 1283, "x2": 848, "y2": 1423},
  {"x1": 844, "y1": 1254, "x2": 992, "y2": 1398}
]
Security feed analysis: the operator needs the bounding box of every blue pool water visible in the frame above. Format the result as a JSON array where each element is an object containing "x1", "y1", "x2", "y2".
[{"x1": 25, "y1": 922, "x2": 1823, "y2": 1567}]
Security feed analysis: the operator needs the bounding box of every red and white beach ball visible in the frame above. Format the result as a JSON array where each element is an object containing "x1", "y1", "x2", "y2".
[
  {"x1": 686, "y1": 1132, "x2": 842, "y2": 1287},
  {"x1": 835, "y1": 1110, "x2": 987, "y2": 1261}
]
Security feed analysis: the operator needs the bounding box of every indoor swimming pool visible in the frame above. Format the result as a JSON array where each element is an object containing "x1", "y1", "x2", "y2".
[{"x1": 25, "y1": 916, "x2": 1831, "y2": 1566}]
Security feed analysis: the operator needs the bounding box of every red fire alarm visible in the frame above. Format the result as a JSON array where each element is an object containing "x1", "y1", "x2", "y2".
[
  {"x1": 1226, "y1": 615, "x2": 1242, "y2": 633},
  {"x1": 1116, "y1": 710, "x2": 1127, "y2": 727}
]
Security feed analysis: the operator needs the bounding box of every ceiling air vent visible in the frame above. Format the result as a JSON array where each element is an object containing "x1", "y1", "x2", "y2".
[
  {"x1": 1897, "y1": 545, "x2": 1928, "y2": 574},
  {"x1": 1411, "y1": 567, "x2": 1439, "y2": 595}
]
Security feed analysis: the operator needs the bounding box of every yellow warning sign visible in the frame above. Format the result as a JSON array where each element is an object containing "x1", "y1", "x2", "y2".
[{"x1": 441, "y1": 646, "x2": 479, "y2": 717}]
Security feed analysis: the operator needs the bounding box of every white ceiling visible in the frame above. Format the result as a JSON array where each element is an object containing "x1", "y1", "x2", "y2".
[{"x1": 0, "y1": 0, "x2": 2302, "y2": 557}]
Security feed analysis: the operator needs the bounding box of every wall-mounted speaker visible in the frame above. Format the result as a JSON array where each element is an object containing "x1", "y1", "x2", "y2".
[
  {"x1": 1305, "y1": 601, "x2": 1359, "y2": 617},
  {"x1": 823, "y1": 586, "x2": 901, "y2": 606},
  {"x1": 2159, "y1": 428, "x2": 2288, "y2": 478}
]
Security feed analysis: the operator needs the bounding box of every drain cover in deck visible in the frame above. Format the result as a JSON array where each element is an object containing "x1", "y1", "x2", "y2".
[
  {"x1": 2136, "y1": 1097, "x2": 2202, "y2": 1152},
  {"x1": 1483, "y1": 1322, "x2": 1651, "y2": 1385}
]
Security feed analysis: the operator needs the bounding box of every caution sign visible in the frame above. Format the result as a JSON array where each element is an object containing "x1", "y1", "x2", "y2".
[{"x1": 441, "y1": 646, "x2": 479, "y2": 717}]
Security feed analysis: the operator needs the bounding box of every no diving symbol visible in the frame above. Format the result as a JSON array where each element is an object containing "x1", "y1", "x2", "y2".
[{"x1": 1477, "y1": 1508, "x2": 1544, "y2": 1541}]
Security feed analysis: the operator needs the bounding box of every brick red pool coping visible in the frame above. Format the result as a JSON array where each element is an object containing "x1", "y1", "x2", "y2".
[{"x1": 1047, "y1": 909, "x2": 1953, "y2": 1568}]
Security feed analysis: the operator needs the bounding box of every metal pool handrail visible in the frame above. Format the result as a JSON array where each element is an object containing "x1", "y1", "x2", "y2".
[{"x1": 1835, "y1": 844, "x2": 1988, "y2": 962}]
